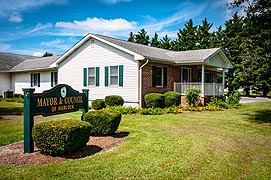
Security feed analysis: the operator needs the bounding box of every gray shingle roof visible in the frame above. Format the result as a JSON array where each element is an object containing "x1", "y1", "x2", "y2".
[
  {"x1": 10, "y1": 56, "x2": 60, "y2": 72},
  {"x1": 0, "y1": 52, "x2": 36, "y2": 71},
  {"x1": 94, "y1": 34, "x2": 220, "y2": 64}
]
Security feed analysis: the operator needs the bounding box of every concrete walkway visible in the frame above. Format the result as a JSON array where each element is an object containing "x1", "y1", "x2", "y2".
[{"x1": 240, "y1": 97, "x2": 271, "y2": 103}]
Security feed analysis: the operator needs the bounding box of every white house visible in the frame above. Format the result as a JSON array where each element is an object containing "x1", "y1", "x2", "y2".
[{"x1": 0, "y1": 33, "x2": 232, "y2": 107}]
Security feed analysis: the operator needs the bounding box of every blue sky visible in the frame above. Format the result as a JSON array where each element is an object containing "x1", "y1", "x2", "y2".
[{"x1": 0, "y1": 0, "x2": 238, "y2": 56}]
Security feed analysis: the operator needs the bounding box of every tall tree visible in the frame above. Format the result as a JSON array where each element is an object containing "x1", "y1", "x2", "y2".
[
  {"x1": 135, "y1": 28, "x2": 149, "y2": 45},
  {"x1": 128, "y1": 32, "x2": 135, "y2": 42},
  {"x1": 230, "y1": 0, "x2": 271, "y2": 96},
  {"x1": 197, "y1": 18, "x2": 213, "y2": 49},
  {"x1": 150, "y1": 32, "x2": 160, "y2": 48},
  {"x1": 160, "y1": 34, "x2": 171, "y2": 50},
  {"x1": 173, "y1": 19, "x2": 198, "y2": 51}
]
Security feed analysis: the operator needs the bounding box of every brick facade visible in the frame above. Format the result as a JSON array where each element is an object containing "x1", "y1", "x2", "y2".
[{"x1": 138, "y1": 61, "x2": 219, "y2": 107}]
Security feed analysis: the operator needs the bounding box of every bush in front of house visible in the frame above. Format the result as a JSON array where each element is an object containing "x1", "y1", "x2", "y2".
[
  {"x1": 105, "y1": 95, "x2": 124, "y2": 107},
  {"x1": 105, "y1": 106, "x2": 139, "y2": 115},
  {"x1": 145, "y1": 93, "x2": 165, "y2": 108},
  {"x1": 164, "y1": 91, "x2": 181, "y2": 107},
  {"x1": 32, "y1": 120, "x2": 91, "y2": 155},
  {"x1": 185, "y1": 87, "x2": 201, "y2": 106},
  {"x1": 92, "y1": 99, "x2": 105, "y2": 110},
  {"x1": 207, "y1": 97, "x2": 229, "y2": 109},
  {"x1": 83, "y1": 110, "x2": 122, "y2": 136},
  {"x1": 227, "y1": 92, "x2": 240, "y2": 108}
]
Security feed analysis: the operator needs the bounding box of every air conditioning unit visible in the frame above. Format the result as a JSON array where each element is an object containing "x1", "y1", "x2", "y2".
[{"x1": 2, "y1": 90, "x2": 14, "y2": 98}]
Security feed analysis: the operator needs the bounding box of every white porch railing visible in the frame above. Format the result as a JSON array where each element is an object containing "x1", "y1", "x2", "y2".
[{"x1": 174, "y1": 82, "x2": 224, "y2": 96}]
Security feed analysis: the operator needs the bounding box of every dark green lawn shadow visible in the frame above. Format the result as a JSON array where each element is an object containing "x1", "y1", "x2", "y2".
[
  {"x1": 246, "y1": 110, "x2": 271, "y2": 123},
  {"x1": 0, "y1": 107, "x2": 23, "y2": 115}
]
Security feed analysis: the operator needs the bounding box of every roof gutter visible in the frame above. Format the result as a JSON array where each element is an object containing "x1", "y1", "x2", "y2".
[{"x1": 139, "y1": 59, "x2": 149, "y2": 108}]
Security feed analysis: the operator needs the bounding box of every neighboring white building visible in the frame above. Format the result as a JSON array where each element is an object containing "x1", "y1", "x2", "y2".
[{"x1": 0, "y1": 33, "x2": 233, "y2": 107}]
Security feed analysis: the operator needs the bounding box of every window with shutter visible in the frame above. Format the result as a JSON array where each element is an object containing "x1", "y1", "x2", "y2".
[
  {"x1": 152, "y1": 66, "x2": 167, "y2": 87},
  {"x1": 30, "y1": 73, "x2": 40, "y2": 87}
]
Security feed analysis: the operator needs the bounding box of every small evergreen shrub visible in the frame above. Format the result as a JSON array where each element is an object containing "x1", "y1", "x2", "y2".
[
  {"x1": 32, "y1": 120, "x2": 91, "y2": 155},
  {"x1": 92, "y1": 99, "x2": 105, "y2": 110},
  {"x1": 145, "y1": 93, "x2": 165, "y2": 108},
  {"x1": 105, "y1": 95, "x2": 124, "y2": 107},
  {"x1": 164, "y1": 91, "x2": 181, "y2": 107},
  {"x1": 185, "y1": 88, "x2": 201, "y2": 106},
  {"x1": 83, "y1": 110, "x2": 122, "y2": 135}
]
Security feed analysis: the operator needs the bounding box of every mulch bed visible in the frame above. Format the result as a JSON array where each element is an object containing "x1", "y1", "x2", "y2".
[{"x1": 0, "y1": 132, "x2": 127, "y2": 166}]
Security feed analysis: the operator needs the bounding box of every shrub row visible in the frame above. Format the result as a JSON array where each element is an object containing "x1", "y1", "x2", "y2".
[
  {"x1": 145, "y1": 91, "x2": 181, "y2": 108},
  {"x1": 91, "y1": 95, "x2": 124, "y2": 110}
]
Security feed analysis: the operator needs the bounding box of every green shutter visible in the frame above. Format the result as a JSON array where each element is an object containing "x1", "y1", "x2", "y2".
[
  {"x1": 163, "y1": 67, "x2": 167, "y2": 87},
  {"x1": 37, "y1": 73, "x2": 40, "y2": 87},
  {"x1": 30, "y1": 74, "x2": 33, "y2": 87},
  {"x1": 51, "y1": 72, "x2": 53, "y2": 87},
  {"x1": 96, "y1": 67, "x2": 100, "y2": 86},
  {"x1": 119, "y1": 65, "x2": 123, "y2": 87},
  {"x1": 152, "y1": 66, "x2": 156, "y2": 87},
  {"x1": 105, "y1": 66, "x2": 109, "y2": 86},
  {"x1": 83, "y1": 68, "x2": 87, "y2": 87}
]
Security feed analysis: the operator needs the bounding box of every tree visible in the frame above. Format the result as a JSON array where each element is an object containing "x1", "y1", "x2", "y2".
[
  {"x1": 197, "y1": 18, "x2": 213, "y2": 49},
  {"x1": 135, "y1": 28, "x2": 149, "y2": 45},
  {"x1": 42, "y1": 52, "x2": 53, "y2": 57},
  {"x1": 230, "y1": 0, "x2": 271, "y2": 96},
  {"x1": 128, "y1": 32, "x2": 135, "y2": 42},
  {"x1": 160, "y1": 34, "x2": 171, "y2": 50},
  {"x1": 150, "y1": 32, "x2": 160, "y2": 48},
  {"x1": 173, "y1": 19, "x2": 198, "y2": 51}
]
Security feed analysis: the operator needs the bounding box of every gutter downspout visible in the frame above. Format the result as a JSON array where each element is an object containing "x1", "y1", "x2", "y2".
[{"x1": 139, "y1": 59, "x2": 149, "y2": 108}]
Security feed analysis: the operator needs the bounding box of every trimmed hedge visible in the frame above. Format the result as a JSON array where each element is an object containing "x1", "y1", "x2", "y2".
[
  {"x1": 32, "y1": 120, "x2": 91, "y2": 155},
  {"x1": 83, "y1": 110, "x2": 122, "y2": 136},
  {"x1": 105, "y1": 95, "x2": 124, "y2": 107},
  {"x1": 164, "y1": 91, "x2": 181, "y2": 107},
  {"x1": 92, "y1": 99, "x2": 105, "y2": 110},
  {"x1": 145, "y1": 93, "x2": 165, "y2": 108}
]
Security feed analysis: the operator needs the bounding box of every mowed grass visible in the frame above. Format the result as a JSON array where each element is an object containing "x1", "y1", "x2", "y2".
[{"x1": 0, "y1": 102, "x2": 271, "y2": 179}]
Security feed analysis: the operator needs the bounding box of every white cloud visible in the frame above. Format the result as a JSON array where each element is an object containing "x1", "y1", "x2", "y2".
[
  {"x1": 40, "y1": 39, "x2": 64, "y2": 47},
  {"x1": 99, "y1": 0, "x2": 131, "y2": 4},
  {"x1": 55, "y1": 17, "x2": 137, "y2": 35},
  {"x1": 32, "y1": 52, "x2": 44, "y2": 57},
  {"x1": 0, "y1": 44, "x2": 11, "y2": 50},
  {"x1": 0, "y1": 0, "x2": 68, "y2": 20},
  {"x1": 9, "y1": 12, "x2": 23, "y2": 23},
  {"x1": 29, "y1": 23, "x2": 53, "y2": 34}
]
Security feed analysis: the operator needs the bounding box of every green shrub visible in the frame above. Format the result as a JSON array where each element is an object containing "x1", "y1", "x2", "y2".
[
  {"x1": 140, "y1": 108, "x2": 166, "y2": 115},
  {"x1": 105, "y1": 106, "x2": 139, "y2": 115},
  {"x1": 145, "y1": 93, "x2": 165, "y2": 108},
  {"x1": 164, "y1": 106, "x2": 182, "y2": 114},
  {"x1": 185, "y1": 88, "x2": 201, "y2": 106},
  {"x1": 83, "y1": 110, "x2": 122, "y2": 136},
  {"x1": 32, "y1": 120, "x2": 91, "y2": 155},
  {"x1": 3, "y1": 97, "x2": 24, "y2": 103},
  {"x1": 105, "y1": 95, "x2": 124, "y2": 107},
  {"x1": 92, "y1": 99, "x2": 105, "y2": 110},
  {"x1": 164, "y1": 91, "x2": 181, "y2": 107},
  {"x1": 227, "y1": 92, "x2": 240, "y2": 107},
  {"x1": 208, "y1": 97, "x2": 229, "y2": 109}
]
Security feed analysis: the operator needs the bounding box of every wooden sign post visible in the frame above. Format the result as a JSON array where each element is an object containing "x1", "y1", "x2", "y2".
[{"x1": 23, "y1": 84, "x2": 89, "y2": 153}]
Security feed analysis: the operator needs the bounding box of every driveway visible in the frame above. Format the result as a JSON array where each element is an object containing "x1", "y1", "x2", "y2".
[{"x1": 240, "y1": 97, "x2": 271, "y2": 103}]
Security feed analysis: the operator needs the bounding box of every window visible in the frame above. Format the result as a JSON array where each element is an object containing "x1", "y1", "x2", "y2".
[
  {"x1": 110, "y1": 66, "x2": 118, "y2": 85},
  {"x1": 51, "y1": 72, "x2": 58, "y2": 87},
  {"x1": 180, "y1": 67, "x2": 191, "y2": 82},
  {"x1": 198, "y1": 71, "x2": 213, "y2": 83},
  {"x1": 104, "y1": 65, "x2": 123, "y2": 87},
  {"x1": 152, "y1": 66, "x2": 167, "y2": 87},
  {"x1": 88, "y1": 67, "x2": 95, "y2": 86},
  {"x1": 83, "y1": 67, "x2": 99, "y2": 87},
  {"x1": 31, "y1": 73, "x2": 40, "y2": 87}
]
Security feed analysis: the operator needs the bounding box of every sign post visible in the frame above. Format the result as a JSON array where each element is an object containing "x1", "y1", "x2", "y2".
[{"x1": 23, "y1": 84, "x2": 89, "y2": 153}]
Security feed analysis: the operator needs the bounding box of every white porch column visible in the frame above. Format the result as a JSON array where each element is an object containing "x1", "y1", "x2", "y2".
[
  {"x1": 222, "y1": 68, "x2": 225, "y2": 95},
  {"x1": 201, "y1": 64, "x2": 205, "y2": 96}
]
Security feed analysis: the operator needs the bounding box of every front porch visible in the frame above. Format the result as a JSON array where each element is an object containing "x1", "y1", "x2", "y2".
[{"x1": 174, "y1": 82, "x2": 224, "y2": 96}]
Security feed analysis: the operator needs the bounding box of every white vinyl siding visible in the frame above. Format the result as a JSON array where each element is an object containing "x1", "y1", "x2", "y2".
[
  {"x1": 0, "y1": 73, "x2": 11, "y2": 96},
  {"x1": 58, "y1": 38, "x2": 139, "y2": 107}
]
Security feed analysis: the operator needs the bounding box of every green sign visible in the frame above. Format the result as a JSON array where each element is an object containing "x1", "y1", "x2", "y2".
[{"x1": 23, "y1": 84, "x2": 89, "y2": 153}]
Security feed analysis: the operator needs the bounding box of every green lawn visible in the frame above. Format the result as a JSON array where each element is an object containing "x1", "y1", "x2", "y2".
[{"x1": 0, "y1": 102, "x2": 271, "y2": 179}]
